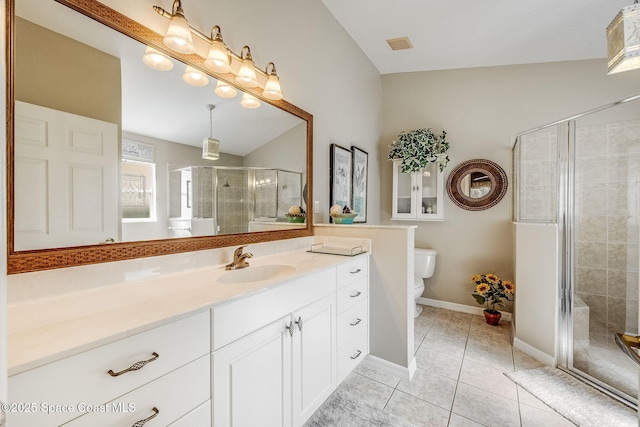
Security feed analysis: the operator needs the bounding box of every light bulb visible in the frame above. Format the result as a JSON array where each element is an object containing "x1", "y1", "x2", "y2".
[
  {"x1": 214, "y1": 80, "x2": 237, "y2": 98},
  {"x1": 240, "y1": 93, "x2": 261, "y2": 109},
  {"x1": 183, "y1": 66, "x2": 209, "y2": 86},
  {"x1": 142, "y1": 46, "x2": 174, "y2": 71}
]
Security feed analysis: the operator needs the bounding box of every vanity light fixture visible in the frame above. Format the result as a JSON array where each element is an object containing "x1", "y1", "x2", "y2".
[
  {"x1": 214, "y1": 80, "x2": 238, "y2": 98},
  {"x1": 162, "y1": 0, "x2": 196, "y2": 54},
  {"x1": 262, "y1": 62, "x2": 283, "y2": 100},
  {"x1": 607, "y1": 1, "x2": 640, "y2": 74},
  {"x1": 240, "y1": 92, "x2": 261, "y2": 109},
  {"x1": 202, "y1": 104, "x2": 220, "y2": 160},
  {"x1": 142, "y1": 46, "x2": 174, "y2": 70},
  {"x1": 153, "y1": 3, "x2": 285, "y2": 98},
  {"x1": 183, "y1": 65, "x2": 209, "y2": 86},
  {"x1": 236, "y1": 46, "x2": 259, "y2": 88},
  {"x1": 204, "y1": 26, "x2": 232, "y2": 73}
]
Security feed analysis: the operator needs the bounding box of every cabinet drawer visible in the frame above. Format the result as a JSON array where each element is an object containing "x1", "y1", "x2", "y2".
[
  {"x1": 212, "y1": 267, "x2": 336, "y2": 351},
  {"x1": 9, "y1": 311, "x2": 210, "y2": 427},
  {"x1": 169, "y1": 400, "x2": 211, "y2": 426},
  {"x1": 337, "y1": 257, "x2": 368, "y2": 288},
  {"x1": 337, "y1": 298, "x2": 368, "y2": 349},
  {"x1": 336, "y1": 277, "x2": 368, "y2": 314},
  {"x1": 64, "y1": 355, "x2": 210, "y2": 426},
  {"x1": 337, "y1": 331, "x2": 368, "y2": 383}
]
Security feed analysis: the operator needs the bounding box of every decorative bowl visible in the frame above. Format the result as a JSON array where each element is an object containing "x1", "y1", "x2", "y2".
[
  {"x1": 285, "y1": 214, "x2": 306, "y2": 223},
  {"x1": 330, "y1": 213, "x2": 358, "y2": 224}
]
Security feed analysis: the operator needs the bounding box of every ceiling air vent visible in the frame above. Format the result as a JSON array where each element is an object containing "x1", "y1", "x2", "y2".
[{"x1": 386, "y1": 36, "x2": 413, "y2": 51}]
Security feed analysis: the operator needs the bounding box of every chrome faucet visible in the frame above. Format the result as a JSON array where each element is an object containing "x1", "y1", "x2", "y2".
[{"x1": 225, "y1": 246, "x2": 253, "y2": 270}]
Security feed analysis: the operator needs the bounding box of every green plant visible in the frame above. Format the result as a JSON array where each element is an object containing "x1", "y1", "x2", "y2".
[
  {"x1": 388, "y1": 128, "x2": 449, "y2": 173},
  {"x1": 470, "y1": 274, "x2": 515, "y2": 313}
]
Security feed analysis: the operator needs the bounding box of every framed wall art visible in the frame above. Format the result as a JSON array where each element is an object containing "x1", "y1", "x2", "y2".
[
  {"x1": 351, "y1": 146, "x2": 368, "y2": 222},
  {"x1": 329, "y1": 144, "x2": 352, "y2": 218}
]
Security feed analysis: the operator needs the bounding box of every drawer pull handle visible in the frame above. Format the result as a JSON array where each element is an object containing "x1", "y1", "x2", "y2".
[
  {"x1": 108, "y1": 352, "x2": 159, "y2": 377},
  {"x1": 350, "y1": 268, "x2": 362, "y2": 274},
  {"x1": 350, "y1": 318, "x2": 362, "y2": 326},
  {"x1": 295, "y1": 316, "x2": 303, "y2": 332},
  {"x1": 350, "y1": 350, "x2": 362, "y2": 360},
  {"x1": 131, "y1": 407, "x2": 159, "y2": 427},
  {"x1": 350, "y1": 291, "x2": 362, "y2": 298},
  {"x1": 286, "y1": 321, "x2": 295, "y2": 337}
]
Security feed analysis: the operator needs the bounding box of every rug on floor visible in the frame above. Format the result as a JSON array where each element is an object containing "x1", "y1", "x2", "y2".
[
  {"x1": 304, "y1": 388, "x2": 417, "y2": 427},
  {"x1": 505, "y1": 367, "x2": 637, "y2": 427}
]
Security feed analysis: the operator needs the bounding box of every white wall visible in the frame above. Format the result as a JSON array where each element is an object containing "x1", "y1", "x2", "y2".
[{"x1": 380, "y1": 59, "x2": 640, "y2": 313}]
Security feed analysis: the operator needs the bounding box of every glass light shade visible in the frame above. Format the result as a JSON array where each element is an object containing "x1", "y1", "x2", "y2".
[
  {"x1": 235, "y1": 59, "x2": 258, "y2": 88},
  {"x1": 204, "y1": 40, "x2": 231, "y2": 73},
  {"x1": 183, "y1": 66, "x2": 209, "y2": 86},
  {"x1": 262, "y1": 74, "x2": 283, "y2": 100},
  {"x1": 202, "y1": 137, "x2": 220, "y2": 160},
  {"x1": 163, "y1": 15, "x2": 195, "y2": 54},
  {"x1": 142, "y1": 47, "x2": 174, "y2": 71},
  {"x1": 214, "y1": 80, "x2": 237, "y2": 98},
  {"x1": 240, "y1": 93, "x2": 261, "y2": 109},
  {"x1": 607, "y1": 3, "x2": 640, "y2": 74}
]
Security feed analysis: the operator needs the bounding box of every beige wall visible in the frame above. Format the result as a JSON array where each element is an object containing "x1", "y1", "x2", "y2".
[
  {"x1": 380, "y1": 59, "x2": 640, "y2": 312},
  {"x1": 14, "y1": 17, "x2": 121, "y2": 126}
]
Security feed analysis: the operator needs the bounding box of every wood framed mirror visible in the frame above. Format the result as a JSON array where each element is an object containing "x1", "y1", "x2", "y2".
[
  {"x1": 446, "y1": 159, "x2": 507, "y2": 211},
  {"x1": 7, "y1": 0, "x2": 314, "y2": 273}
]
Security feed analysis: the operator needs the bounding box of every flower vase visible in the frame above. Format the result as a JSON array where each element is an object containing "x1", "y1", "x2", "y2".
[{"x1": 483, "y1": 309, "x2": 501, "y2": 326}]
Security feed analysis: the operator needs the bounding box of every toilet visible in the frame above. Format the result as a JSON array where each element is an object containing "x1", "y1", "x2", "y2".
[{"x1": 414, "y1": 248, "x2": 437, "y2": 317}]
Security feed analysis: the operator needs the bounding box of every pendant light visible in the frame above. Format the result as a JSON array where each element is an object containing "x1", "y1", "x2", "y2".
[
  {"x1": 202, "y1": 104, "x2": 220, "y2": 160},
  {"x1": 163, "y1": 0, "x2": 196, "y2": 54},
  {"x1": 262, "y1": 62, "x2": 283, "y2": 100},
  {"x1": 607, "y1": 1, "x2": 640, "y2": 74},
  {"x1": 236, "y1": 46, "x2": 258, "y2": 88},
  {"x1": 204, "y1": 26, "x2": 232, "y2": 73}
]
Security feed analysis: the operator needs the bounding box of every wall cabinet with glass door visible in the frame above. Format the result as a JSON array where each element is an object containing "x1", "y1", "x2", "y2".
[{"x1": 391, "y1": 160, "x2": 444, "y2": 221}]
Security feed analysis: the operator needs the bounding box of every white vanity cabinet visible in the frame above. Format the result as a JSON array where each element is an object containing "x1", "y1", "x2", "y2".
[
  {"x1": 212, "y1": 266, "x2": 340, "y2": 427},
  {"x1": 8, "y1": 311, "x2": 210, "y2": 427},
  {"x1": 391, "y1": 159, "x2": 445, "y2": 220},
  {"x1": 335, "y1": 256, "x2": 370, "y2": 382}
]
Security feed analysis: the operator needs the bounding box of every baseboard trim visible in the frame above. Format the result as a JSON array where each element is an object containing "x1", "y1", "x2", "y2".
[
  {"x1": 418, "y1": 297, "x2": 513, "y2": 321},
  {"x1": 513, "y1": 337, "x2": 556, "y2": 366},
  {"x1": 361, "y1": 354, "x2": 417, "y2": 382}
]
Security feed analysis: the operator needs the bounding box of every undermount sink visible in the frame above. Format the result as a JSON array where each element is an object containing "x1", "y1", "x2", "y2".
[{"x1": 217, "y1": 264, "x2": 297, "y2": 284}]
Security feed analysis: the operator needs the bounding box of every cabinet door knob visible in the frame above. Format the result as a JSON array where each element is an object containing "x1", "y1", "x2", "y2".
[
  {"x1": 286, "y1": 321, "x2": 294, "y2": 337},
  {"x1": 350, "y1": 350, "x2": 362, "y2": 360},
  {"x1": 350, "y1": 318, "x2": 362, "y2": 326},
  {"x1": 295, "y1": 316, "x2": 303, "y2": 331},
  {"x1": 108, "y1": 352, "x2": 159, "y2": 377},
  {"x1": 350, "y1": 291, "x2": 362, "y2": 298},
  {"x1": 131, "y1": 407, "x2": 159, "y2": 427}
]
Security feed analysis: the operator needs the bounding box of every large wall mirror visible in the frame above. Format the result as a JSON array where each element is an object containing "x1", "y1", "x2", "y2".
[
  {"x1": 7, "y1": 0, "x2": 313, "y2": 273},
  {"x1": 446, "y1": 159, "x2": 507, "y2": 211}
]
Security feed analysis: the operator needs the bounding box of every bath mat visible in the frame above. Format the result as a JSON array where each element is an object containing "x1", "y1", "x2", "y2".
[
  {"x1": 505, "y1": 367, "x2": 637, "y2": 427},
  {"x1": 304, "y1": 388, "x2": 417, "y2": 427}
]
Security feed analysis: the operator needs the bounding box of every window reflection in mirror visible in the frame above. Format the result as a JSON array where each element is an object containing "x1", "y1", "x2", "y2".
[{"x1": 459, "y1": 172, "x2": 492, "y2": 199}]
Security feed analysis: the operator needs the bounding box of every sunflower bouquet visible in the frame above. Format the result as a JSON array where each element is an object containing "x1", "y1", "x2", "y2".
[{"x1": 470, "y1": 274, "x2": 515, "y2": 313}]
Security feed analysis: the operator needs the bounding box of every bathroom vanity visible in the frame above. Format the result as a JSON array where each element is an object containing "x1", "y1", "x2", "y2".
[{"x1": 7, "y1": 250, "x2": 369, "y2": 426}]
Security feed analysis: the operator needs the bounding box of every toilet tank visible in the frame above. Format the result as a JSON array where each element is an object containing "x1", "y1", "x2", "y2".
[{"x1": 415, "y1": 248, "x2": 437, "y2": 278}]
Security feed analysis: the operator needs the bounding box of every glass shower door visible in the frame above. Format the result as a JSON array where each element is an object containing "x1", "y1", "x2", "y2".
[{"x1": 570, "y1": 100, "x2": 640, "y2": 404}]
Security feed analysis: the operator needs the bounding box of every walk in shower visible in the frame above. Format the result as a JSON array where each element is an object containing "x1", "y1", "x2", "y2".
[{"x1": 513, "y1": 95, "x2": 640, "y2": 405}]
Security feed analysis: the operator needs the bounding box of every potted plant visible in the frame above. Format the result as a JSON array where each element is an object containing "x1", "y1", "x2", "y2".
[
  {"x1": 388, "y1": 128, "x2": 450, "y2": 173},
  {"x1": 470, "y1": 274, "x2": 515, "y2": 325}
]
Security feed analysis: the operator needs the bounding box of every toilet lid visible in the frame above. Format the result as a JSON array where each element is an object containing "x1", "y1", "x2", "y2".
[{"x1": 415, "y1": 248, "x2": 437, "y2": 255}]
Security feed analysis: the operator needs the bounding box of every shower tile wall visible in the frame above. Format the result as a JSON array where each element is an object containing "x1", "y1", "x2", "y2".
[
  {"x1": 518, "y1": 128, "x2": 558, "y2": 222},
  {"x1": 192, "y1": 167, "x2": 213, "y2": 219},
  {"x1": 575, "y1": 120, "x2": 640, "y2": 337},
  {"x1": 217, "y1": 169, "x2": 250, "y2": 235},
  {"x1": 255, "y1": 170, "x2": 277, "y2": 218}
]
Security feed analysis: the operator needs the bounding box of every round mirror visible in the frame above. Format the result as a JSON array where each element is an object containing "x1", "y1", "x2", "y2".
[{"x1": 447, "y1": 159, "x2": 507, "y2": 211}]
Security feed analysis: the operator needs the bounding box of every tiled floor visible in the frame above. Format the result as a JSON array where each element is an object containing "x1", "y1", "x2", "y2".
[{"x1": 338, "y1": 305, "x2": 576, "y2": 427}]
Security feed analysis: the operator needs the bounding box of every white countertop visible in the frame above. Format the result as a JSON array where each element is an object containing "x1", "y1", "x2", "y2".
[{"x1": 7, "y1": 248, "x2": 368, "y2": 376}]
